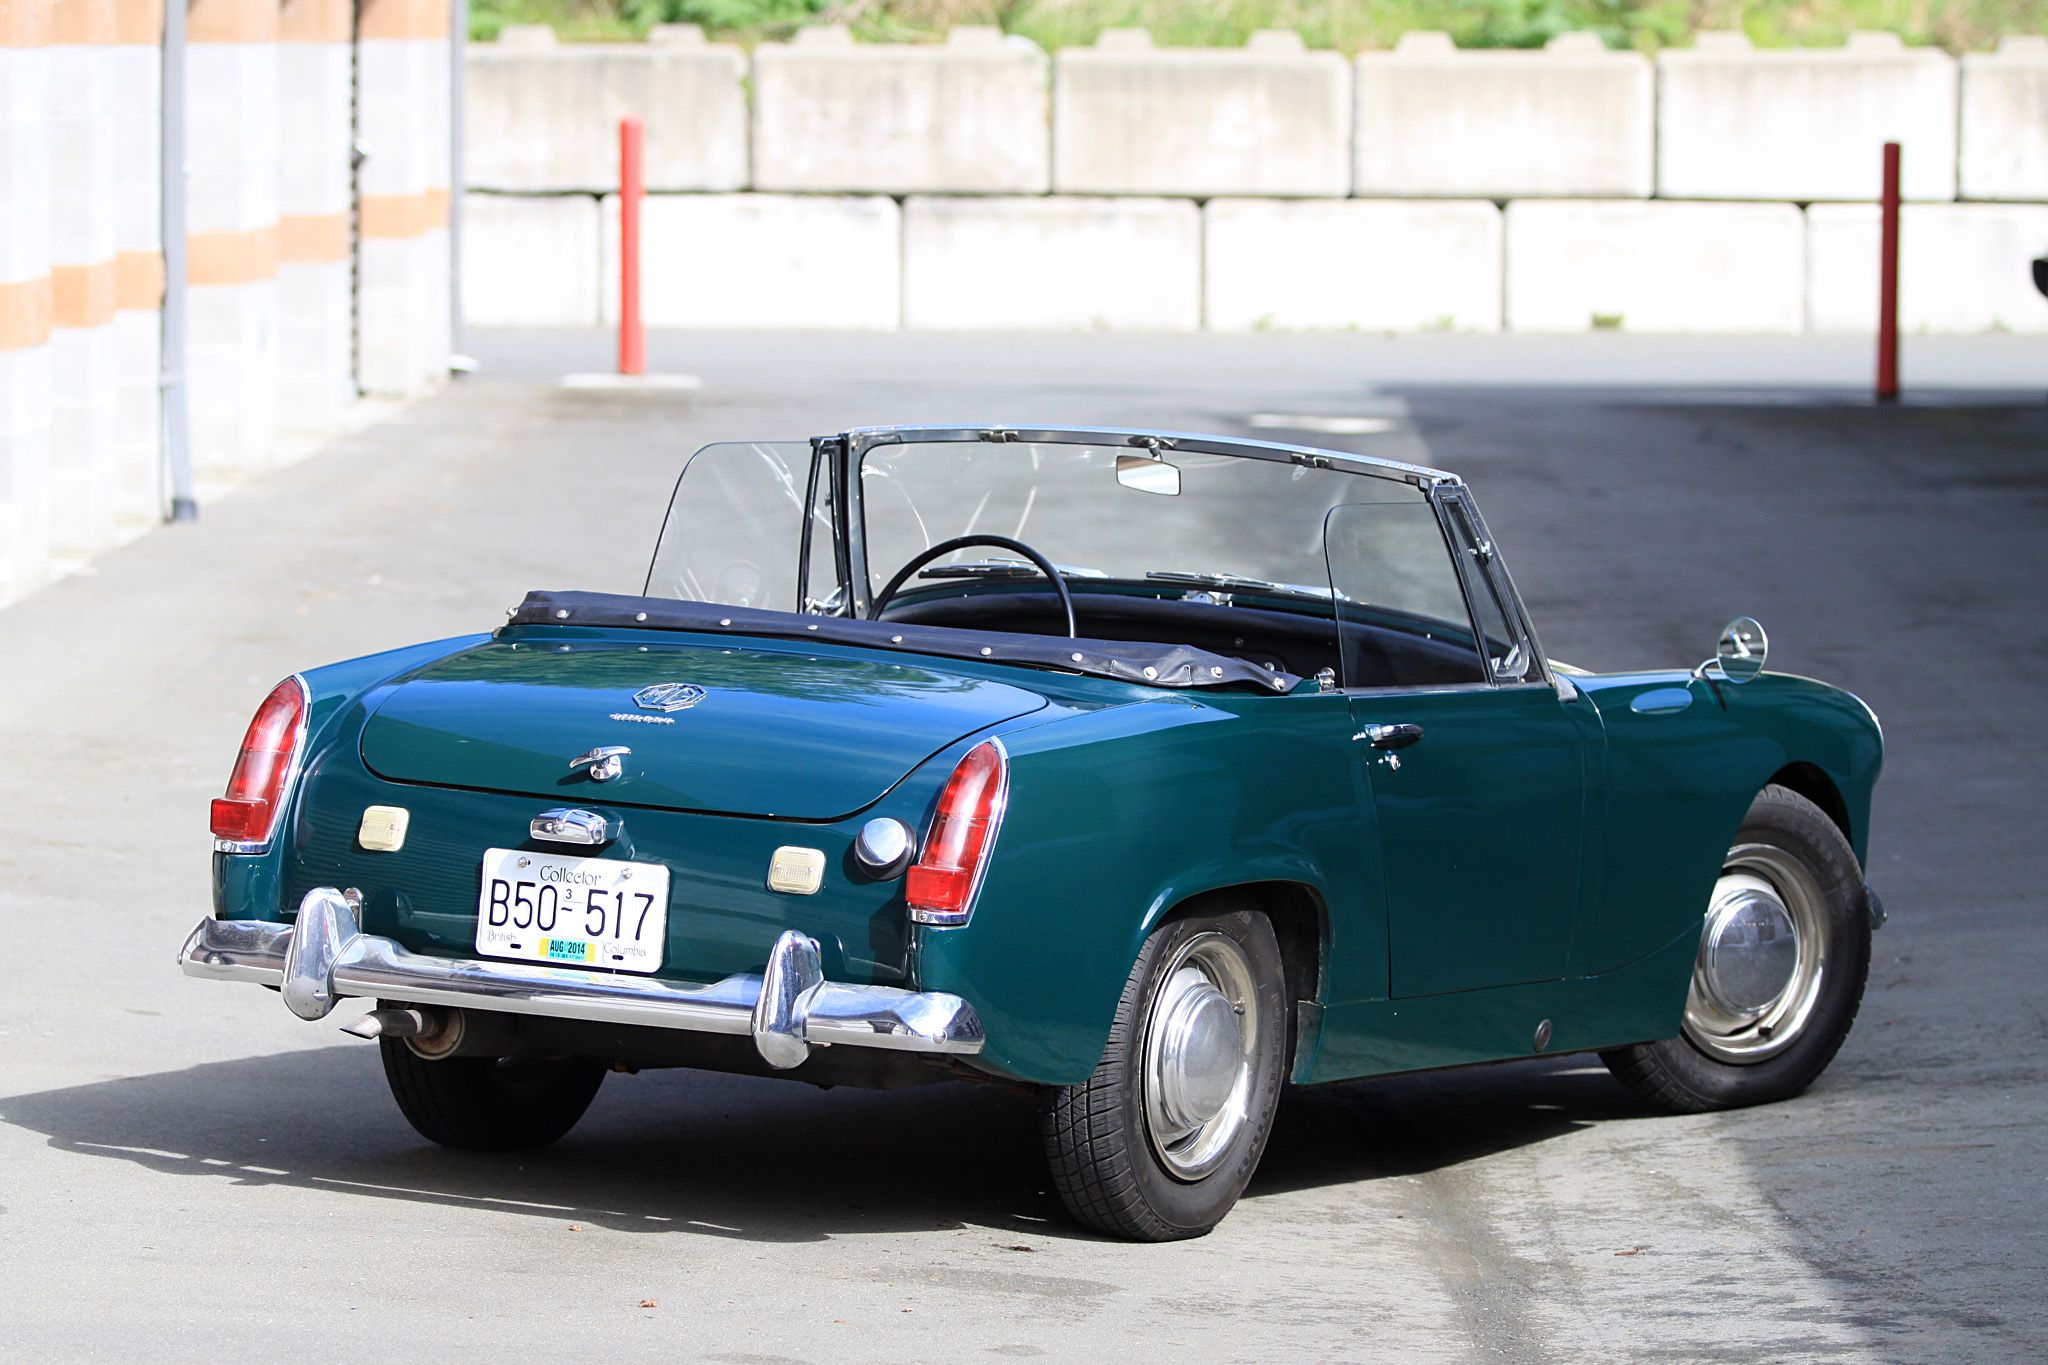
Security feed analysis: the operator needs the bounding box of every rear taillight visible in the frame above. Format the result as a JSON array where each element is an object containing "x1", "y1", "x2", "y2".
[
  {"x1": 905, "y1": 740, "x2": 1008, "y2": 927},
  {"x1": 210, "y1": 678, "x2": 308, "y2": 848}
]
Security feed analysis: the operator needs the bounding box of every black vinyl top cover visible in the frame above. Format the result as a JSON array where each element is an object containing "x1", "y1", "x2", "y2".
[{"x1": 507, "y1": 590, "x2": 1303, "y2": 694}]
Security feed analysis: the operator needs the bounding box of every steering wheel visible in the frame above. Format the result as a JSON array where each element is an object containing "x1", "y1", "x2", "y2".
[{"x1": 869, "y1": 534, "x2": 1077, "y2": 638}]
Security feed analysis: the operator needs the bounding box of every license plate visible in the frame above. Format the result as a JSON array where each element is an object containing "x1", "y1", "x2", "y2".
[{"x1": 475, "y1": 848, "x2": 670, "y2": 974}]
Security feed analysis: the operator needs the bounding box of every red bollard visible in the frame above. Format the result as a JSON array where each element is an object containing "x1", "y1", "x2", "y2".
[
  {"x1": 1876, "y1": 141, "x2": 1900, "y2": 404},
  {"x1": 619, "y1": 116, "x2": 646, "y2": 377}
]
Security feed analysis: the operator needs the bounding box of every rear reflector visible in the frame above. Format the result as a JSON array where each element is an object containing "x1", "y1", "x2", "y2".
[
  {"x1": 211, "y1": 678, "x2": 308, "y2": 849},
  {"x1": 905, "y1": 741, "x2": 1007, "y2": 927}
]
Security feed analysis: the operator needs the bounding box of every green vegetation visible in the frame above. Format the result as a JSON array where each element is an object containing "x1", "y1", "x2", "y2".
[{"x1": 468, "y1": 0, "x2": 2042, "y2": 53}]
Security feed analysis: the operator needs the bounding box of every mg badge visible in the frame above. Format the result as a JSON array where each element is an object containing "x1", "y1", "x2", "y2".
[{"x1": 633, "y1": 682, "x2": 705, "y2": 713}]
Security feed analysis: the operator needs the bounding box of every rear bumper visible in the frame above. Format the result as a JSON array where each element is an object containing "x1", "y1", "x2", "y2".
[{"x1": 178, "y1": 887, "x2": 984, "y2": 1070}]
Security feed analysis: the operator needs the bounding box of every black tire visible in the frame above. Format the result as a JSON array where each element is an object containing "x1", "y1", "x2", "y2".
[
  {"x1": 379, "y1": 1038, "x2": 607, "y2": 1150},
  {"x1": 1603, "y1": 784, "x2": 1871, "y2": 1114},
  {"x1": 1040, "y1": 901, "x2": 1288, "y2": 1241}
]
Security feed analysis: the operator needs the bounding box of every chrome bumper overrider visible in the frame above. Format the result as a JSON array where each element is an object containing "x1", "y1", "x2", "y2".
[{"x1": 178, "y1": 887, "x2": 984, "y2": 1070}]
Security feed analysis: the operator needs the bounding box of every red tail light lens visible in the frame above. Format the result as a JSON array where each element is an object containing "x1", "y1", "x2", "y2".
[
  {"x1": 905, "y1": 741, "x2": 1008, "y2": 927},
  {"x1": 210, "y1": 678, "x2": 307, "y2": 847}
]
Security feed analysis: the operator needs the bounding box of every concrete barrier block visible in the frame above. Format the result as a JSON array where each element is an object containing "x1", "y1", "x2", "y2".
[
  {"x1": 463, "y1": 193, "x2": 601, "y2": 327},
  {"x1": 1053, "y1": 30, "x2": 1350, "y2": 197},
  {"x1": 1808, "y1": 202, "x2": 2048, "y2": 333},
  {"x1": 1204, "y1": 197, "x2": 1502, "y2": 331},
  {"x1": 1353, "y1": 32, "x2": 1651, "y2": 198},
  {"x1": 601, "y1": 193, "x2": 900, "y2": 329},
  {"x1": 752, "y1": 26, "x2": 1048, "y2": 194},
  {"x1": 278, "y1": 259, "x2": 355, "y2": 437},
  {"x1": 359, "y1": 231, "x2": 451, "y2": 397},
  {"x1": 1962, "y1": 36, "x2": 2048, "y2": 202},
  {"x1": 466, "y1": 30, "x2": 748, "y2": 192},
  {"x1": 1505, "y1": 199, "x2": 1806, "y2": 333},
  {"x1": 903, "y1": 195, "x2": 1199, "y2": 330},
  {"x1": 1657, "y1": 32, "x2": 1958, "y2": 201}
]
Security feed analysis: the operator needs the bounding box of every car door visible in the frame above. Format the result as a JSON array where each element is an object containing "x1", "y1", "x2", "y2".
[{"x1": 1328, "y1": 488, "x2": 1589, "y2": 998}]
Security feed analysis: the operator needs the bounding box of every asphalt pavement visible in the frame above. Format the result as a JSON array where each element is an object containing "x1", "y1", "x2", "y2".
[{"x1": 1, "y1": 330, "x2": 2043, "y2": 1363}]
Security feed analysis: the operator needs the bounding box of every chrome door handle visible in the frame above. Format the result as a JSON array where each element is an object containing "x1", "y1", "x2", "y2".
[
  {"x1": 569, "y1": 746, "x2": 631, "y2": 782},
  {"x1": 1359, "y1": 723, "x2": 1424, "y2": 751}
]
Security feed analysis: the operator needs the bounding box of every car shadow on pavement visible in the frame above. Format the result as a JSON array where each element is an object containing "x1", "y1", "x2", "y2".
[{"x1": 1, "y1": 1044, "x2": 1653, "y2": 1243}]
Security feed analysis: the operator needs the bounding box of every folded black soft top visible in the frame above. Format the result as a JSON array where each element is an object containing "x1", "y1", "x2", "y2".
[{"x1": 506, "y1": 590, "x2": 1302, "y2": 694}]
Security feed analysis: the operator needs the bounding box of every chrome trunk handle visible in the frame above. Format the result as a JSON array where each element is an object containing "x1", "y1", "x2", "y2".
[{"x1": 569, "y1": 746, "x2": 631, "y2": 782}]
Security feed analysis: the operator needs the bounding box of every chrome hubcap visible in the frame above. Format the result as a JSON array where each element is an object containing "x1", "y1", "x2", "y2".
[
  {"x1": 1142, "y1": 933, "x2": 1256, "y2": 1181},
  {"x1": 1683, "y1": 843, "x2": 1829, "y2": 1063}
]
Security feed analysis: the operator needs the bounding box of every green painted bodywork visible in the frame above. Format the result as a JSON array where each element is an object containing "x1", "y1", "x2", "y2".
[{"x1": 218, "y1": 620, "x2": 1881, "y2": 1089}]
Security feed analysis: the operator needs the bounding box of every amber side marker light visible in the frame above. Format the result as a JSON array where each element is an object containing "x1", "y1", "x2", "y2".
[
  {"x1": 211, "y1": 678, "x2": 307, "y2": 848},
  {"x1": 905, "y1": 741, "x2": 1007, "y2": 927}
]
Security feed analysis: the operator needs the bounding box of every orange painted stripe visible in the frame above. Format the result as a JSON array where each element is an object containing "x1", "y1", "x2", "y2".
[
  {"x1": 359, "y1": 188, "x2": 448, "y2": 240},
  {"x1": 52, "y1": 260, "x2": 117, "y2": 328},
  {"x1": 279, "y1": 0, "x2": 348, "y2": 42},
  {"x1": 114, "y1": 0, "x2": 160, "y2": 44},
  {"x1": 51, "y1": 0, "x2": 115, "y2": 44},
  {"x1": 187, "y1": 0, "x2": 274, "y2": 43},
  {"x1": 280, "y1": 213, "x2": 349, "y2": 263},
  {"x1": 0, "y1": 0, "x2": 59, "y2": 46},
  {"x1": 188, "y1": 226, "x2": 279, "y2": 285},
  {"x1": 0, "y1": 277, "x2": 54, "y2": 351},
  {"x1": 115, "y1": 250, "x2": 163, "y2": 310},
  {"x1": 358, "y1": 0, "x2": 448, "y2": 40}
]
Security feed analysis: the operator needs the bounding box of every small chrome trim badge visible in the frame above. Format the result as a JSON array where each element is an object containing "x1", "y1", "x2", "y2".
[
  {"x1": 633, "y1": 682, "x2": 706, "y2": 713},
  {"x1": 608, "y1": 713, "x2": 675, "y2": 725}
]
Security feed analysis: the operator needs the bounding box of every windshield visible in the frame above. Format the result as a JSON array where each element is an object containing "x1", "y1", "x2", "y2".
[
  {"x1": 644, "y1": 441, "x2": 823, "y2": 613},
  {"x1": 860, "y1": 441, "x2": 1364, "y2": 606}
]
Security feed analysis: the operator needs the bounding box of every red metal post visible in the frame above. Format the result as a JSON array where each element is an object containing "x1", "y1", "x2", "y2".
[
  {"x1": 1876, "y1": 141, "x2": 1901, "y2": 403},
  {"x1": 619, "y1": 116, "x2": 646, "y2": 377}
]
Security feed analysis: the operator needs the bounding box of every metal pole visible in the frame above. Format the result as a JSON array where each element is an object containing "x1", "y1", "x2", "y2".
[
  {"x1": 1876, "y1": 141, "x2": 1901, "y2": 404},
  {"x1": 160, "y1": 0, "x2": 196, "y2": 520},
  {"x1": 618, "y1": 116, "x2": 644, "y2": 376},
  {"x1": 448, "y1": 0, "x2": 467, "y2": 364}
]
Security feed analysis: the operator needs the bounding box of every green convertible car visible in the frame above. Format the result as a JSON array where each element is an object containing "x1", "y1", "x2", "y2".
[{"x1": 180, "y1": 424, "x2": 1884, "y2": 1241}]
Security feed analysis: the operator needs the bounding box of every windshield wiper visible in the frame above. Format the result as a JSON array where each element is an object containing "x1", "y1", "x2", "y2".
[
  {"x1": 1147, "y1": 570, "x2": 1336, "y2": 600},
  {"x1": 920, "y1": 558, "x2": 1110, "y2": 580}
]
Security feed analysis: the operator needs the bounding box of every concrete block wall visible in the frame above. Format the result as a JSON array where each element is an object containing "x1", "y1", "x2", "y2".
[
  {"x1": 278, "y1": 0, "x2": 354, "y2": 439},
  {"x1": 466, "y1": 23, "x2": 747, "y2": 191},
  {"x1": 1808, "y1": 203, "x2": 2048, "y2": 333},
  {"x1": 112, "y1": 0, "x2": 162, "y2": 533},
  {"x1": 1, "y1": 1, "x2": 55, "y2": 604},
  {"x1": 462, "y1": 192, "x2": 601, "y2": 326},
  {"x1": 1962, "y1": 36, "x2": 2048, "y2": 201},
  {"x1": 1657, "y1": 31, "x2": 1959, "y2": 200},
  {"x1": 1354, "y1": 31, "x2": 1653, "y2": 198},
  {"x1": 1053, "y1": 29, "x2": 1350, "y2": 197},
  {"x1": 754, "y1": 25, "x2": 1047, "y2": 193},
  {"x1": 358, "y1": 0, "x2": 451, "y2": 397}
]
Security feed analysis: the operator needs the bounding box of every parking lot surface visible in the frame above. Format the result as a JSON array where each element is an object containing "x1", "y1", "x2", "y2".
[{"x1": 1, "y1": 332, "x2": 2043, "y2": 1362}]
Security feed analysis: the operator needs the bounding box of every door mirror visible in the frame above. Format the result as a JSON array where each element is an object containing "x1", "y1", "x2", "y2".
[
  {"x1": 1114, "y1": 454, "x2": 1180, "y2": 496},
  {"x1": 1716, "y1": 617, "x2": 1768, "y2": 683}
]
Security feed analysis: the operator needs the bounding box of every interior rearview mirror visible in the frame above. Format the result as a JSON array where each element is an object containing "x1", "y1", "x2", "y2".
[
  {"x1": 1716, "y1": 617, "x2": 1768, "y2": 683},
  {"x1": 1115, "y1": 454, "x2": 1180, "y2": 496}
]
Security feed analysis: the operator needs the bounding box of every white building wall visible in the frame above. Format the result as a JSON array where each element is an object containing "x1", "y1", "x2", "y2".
[
  {"x1": 752, "y1": 25, "x2": 1048, "y2": 194},
  {"x1": 1961, "y1": 36, "x2": 2048, "y2": 202},
  {"x1": 1657, "y1": 32, "x2": 1959, "y2": 201},
  {"x1": 1808, "y1": 203, "x2": 2048, "y2": 334},
  {"x1": 0, "y1": 30, "x2": 54, "y2": 605},
  {"x1": 1505, "y1": 199, "x2": 1806, "y2": 333},
  {"x1": 1053, "y1": 30, "x2": 1351, "y2": 197},
  {"x1": 1205, "y1": 198, "x2": 1503, "y2": 332},
  {"x1": 358, "y1": 0, "x2": 451, "y2": 397},
  {"x1": 1354, "y1": 32, "x2": 1653, "y2": 198},
  {"x1": 902, "y1": 195, "x2": 1200, "y2": 330},
  {"x1": 279, "y1": 0, "x2": 356, "y2": 439},
  {"x1": 110, "y1": 22, "x2": 162, "y2": 534}
]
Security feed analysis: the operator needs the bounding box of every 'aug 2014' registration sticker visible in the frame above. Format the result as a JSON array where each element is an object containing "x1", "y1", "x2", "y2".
[{"x1": 474, "y1": 847, "x2": 670, "y2": 974}]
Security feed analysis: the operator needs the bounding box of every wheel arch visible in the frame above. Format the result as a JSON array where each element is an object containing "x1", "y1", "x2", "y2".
[
  {"x1": 1154, "y1": 880, "x2": 1327, "y2": 1083},
  {"x1": 1764, "y1": 761, "x2": 1853, "y2": 849}
]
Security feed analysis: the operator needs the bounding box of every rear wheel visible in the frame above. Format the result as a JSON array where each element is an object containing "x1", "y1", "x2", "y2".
[
  {"x1": 1040, "y1": 902, "x2": 1288, "y2": 1241},
  {"x1": 1603, "y1": 784, "x2": 1871, "y2": 1113},
  {"x1": 379, "y1": 1038, "x2": 607, "y2": 1150}
]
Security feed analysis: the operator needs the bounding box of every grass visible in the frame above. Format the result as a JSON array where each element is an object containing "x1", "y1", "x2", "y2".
[{"x1": 469, "y1": 0, "x2": 2044, "y2": 53}]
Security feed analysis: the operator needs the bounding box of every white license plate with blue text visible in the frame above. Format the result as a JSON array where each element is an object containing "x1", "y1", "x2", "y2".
[{"x1": 475, "y1": 848, "x2": 669, "y2": 974}]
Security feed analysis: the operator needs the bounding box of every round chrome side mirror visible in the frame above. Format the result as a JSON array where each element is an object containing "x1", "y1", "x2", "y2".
[{"x1": 1716, "y1": 617, "x2": 1768, "y2": 683}]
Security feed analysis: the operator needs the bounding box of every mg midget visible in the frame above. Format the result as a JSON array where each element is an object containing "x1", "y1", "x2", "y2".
[{"x1": 180, "y1": 425, "x2": 1884, "y2": 1241}]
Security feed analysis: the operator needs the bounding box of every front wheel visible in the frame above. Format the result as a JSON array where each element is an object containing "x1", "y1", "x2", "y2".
[
  {"x1": 380, "y1": 1037, "x2": 607, "y2": 1150},
  {"x1": 1040, "y1": 902, "x2": 1288, "y2": 1241},
  {"x1": 1603, "y1": 784, "x2": 1872, "y2": 1113}
]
